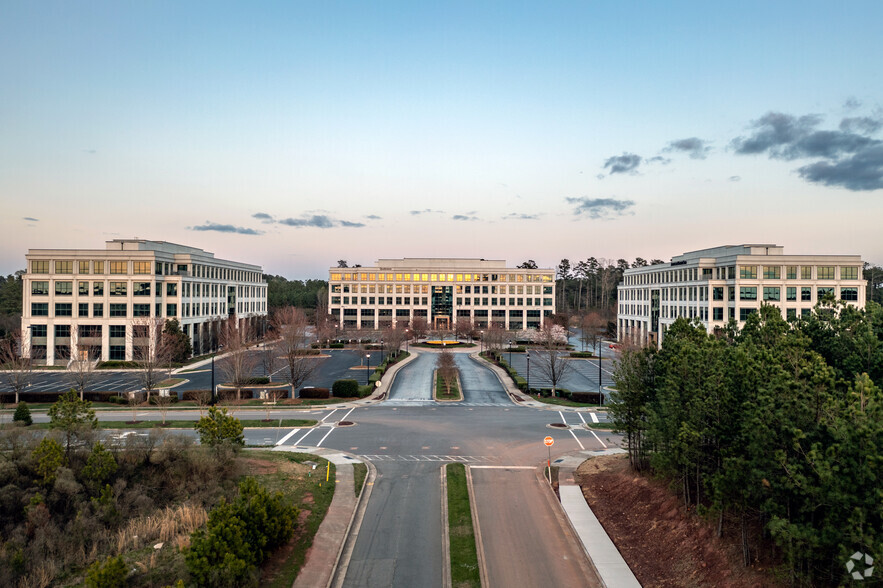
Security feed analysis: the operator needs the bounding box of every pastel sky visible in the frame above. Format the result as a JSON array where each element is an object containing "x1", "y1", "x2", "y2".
[{"x1": 2, "y1": 1, "x2": 882, "y2": 279}]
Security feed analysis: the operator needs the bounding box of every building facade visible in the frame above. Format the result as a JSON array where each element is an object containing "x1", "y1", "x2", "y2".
[
  {"x1": 328, "y1": 258, "x2": 555, "y2": 331},
  {"x1": 617, "y1": 244, "x2": 866, "y2": 347},
  {"x1": 22, "y1": 239, "x2": 267, "y2": 365}
]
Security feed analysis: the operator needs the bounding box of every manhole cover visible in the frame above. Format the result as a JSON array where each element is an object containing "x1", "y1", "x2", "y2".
[
  {"x1": 337, "y1": 421, "x2": 356, "y2": 427},
  {"x1": 548, "y1": 423, "x2": 569, "y2": 429}
]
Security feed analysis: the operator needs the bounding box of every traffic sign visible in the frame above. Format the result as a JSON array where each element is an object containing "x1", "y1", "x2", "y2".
[{"x1": 544, "y1": 436, "x2": 554, "y2": 447}]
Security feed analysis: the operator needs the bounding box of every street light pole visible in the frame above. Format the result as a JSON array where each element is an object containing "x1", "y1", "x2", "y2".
[
  {"x1": 508, "y1": 339, "x2": 512, "y2": 366},
  {"x1": 211, "y1": 351, "x2": 216, "y2": 405},
  {"x1": 598, "y1": 343, "x2": 603, "y2": 406},
  {"x1": 526, "y1": 353, "x2": 530, "y2": 395},
  {"x1": 366, "y1": 353, "x2": 371, "y2": 385}
]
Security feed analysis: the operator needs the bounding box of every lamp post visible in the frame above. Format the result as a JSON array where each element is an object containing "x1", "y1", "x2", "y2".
[
  {"x1": 210, "y1": 351, "x2": 217, "y2": 405},
  {"x1": 508, "y1": 339, "x2": 512, "y2": 366},
  {"x1": 598, "y1": 341, "x2": 603, "y2": 406},
  {"x1": 526, "y1": 352, "x2": 530, "y2": 395},
  {"x1": 480, "y1": 331, "x2": 484, "y2": 355},
  {"x1": 365, "y1": 353, "x2": 371, "y2": 385}
]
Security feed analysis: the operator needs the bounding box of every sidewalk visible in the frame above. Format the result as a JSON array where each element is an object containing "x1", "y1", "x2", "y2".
[
  {"x1": 555, "y1": 450, "x2": 641, "y2": 588},
  {"x1": 272, "y1": 447, "x2": 364, "y2": 588}
]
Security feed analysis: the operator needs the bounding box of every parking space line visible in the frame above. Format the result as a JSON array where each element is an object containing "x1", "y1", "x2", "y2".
[
  {"x1": 275, "y1": 428, "x2": 300, "y2": 446},
  {"x1": 589, "y1": 429, "x2": 607, "y2": 449},
  {"x1": 590, "y1": 412, "x2": 599, "y2": 424}
]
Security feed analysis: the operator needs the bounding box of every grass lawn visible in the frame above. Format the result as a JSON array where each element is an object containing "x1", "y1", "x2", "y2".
[
  {"x1": 529, "y1": 394, "x2": 603, "y2": 408},
  {"x1": 435, "y1": 371, "x2": 462, "y2": 401},
  {"x1": 447, "y1": 463, "x2": 480, "y2": 587},
  {"x1": 247, "y1": 451, "x2": 337, "y2": 588},
  {"x1": 4, "y1": 419, "x2": 317, "y2": 430},
  {"x1": 353, "y1": 463, "x2": 368, "y2": 496},
  {"x1": 158, "y1": 378, "x2": 185, "y2": 387}
]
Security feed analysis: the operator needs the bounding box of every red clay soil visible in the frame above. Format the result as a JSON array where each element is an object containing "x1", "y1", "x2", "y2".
[{"x1": 576, "y1": 455, "x2": 782, "y2": 588}]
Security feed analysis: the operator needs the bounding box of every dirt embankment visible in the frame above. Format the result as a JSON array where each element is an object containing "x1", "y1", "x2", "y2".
[{"x1": 576, "y1": 455, "x2": 780, "y2": 588}]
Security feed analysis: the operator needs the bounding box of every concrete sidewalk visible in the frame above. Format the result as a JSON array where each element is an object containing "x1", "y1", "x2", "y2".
[
  {"x1": 555, "y1": 450, "x2": 641, "y2": 588},
  {"x1": 272, "y1": 447, "x2": 366, "y2": 588}
]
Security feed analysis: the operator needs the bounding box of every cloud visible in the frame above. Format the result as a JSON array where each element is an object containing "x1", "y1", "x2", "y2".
[
  {"x1": 339, "y1": 220, "x2": 366, "y2": 227},
  {"x1": 278, "y1": 215, "x2": 335, "y2": 228},
  {"x1": 646, "y1": 156, "x2": 671, "y2": 165},
  {"x1": 23, "y1": 217, "x2": 39, "y2": 222},
  {"x1": 410, "y1": 209, "x2": 442, "y2": 215},
  {"x1": 602, "y1": 152, "x2": 642, "y2": 174},
  {"x1": 665, "y1": 137, "x2": 711, "y2": 159},
  {"x1": 730, "y1": 112, "x2": 823, "y2": 157},
  {"x1": 797, "y1": 144, "x2": 883, "y2": 191},
  {"x1": 503, "y1": 213, "x2": 541, "y2": 220},
  {"x1": 844, "y1": 97, "x2": 861, "y2": 111},
  {"x1": 365, "y1": 214, "x2": 382, "y2": 220},
  {"x1": 728, "y1": 176, "x2": 741, "y2": 182},
  {"x1": 190, "y1": 222, "x2": 263, "y2": 235},
  {"x1": 566, "y1": 197, "x2": 635, "y2": 219},
  {"x1": 252, "y1": 212, "x2": 274, "y2": 223},
  {"x1": 452, "y1": 214, "x2": 479, "y2": 221},
  {"x1": 840, "y1": 116, "x2": 883, "y2": 135}
]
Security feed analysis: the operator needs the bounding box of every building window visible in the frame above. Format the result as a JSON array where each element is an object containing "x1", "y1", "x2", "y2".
[
  {"x1": 55, "y1": 303, "x2": 73, "y2": 316},
  {"x1": 763, "y1": 287, "x2": 780, "y2": 301},
  {"x1": 93, "y1": 303, "x2": 103, "y2": 317},
  {"x1": 133, "y1": 282, "x2": 151, "y2": 296},
  {"x1": 133, "y1": 304, "x2": 150, "y2": 317},
  {"x1": 109, "y1": 261, "x2": 127, "y2": 274},
  {"x1": 78, "y1": 261, "x2": 90, "y2": 274},
  {"x1": 79, "y1": 281, "x2": 89, "y2": 295},
  {"x1": 55, "y1": 261, "x2": 73, "y2": 274},
  {"x1": 31, "y1": 281, "x2": 49, "y2": 295},
  {"x1": 31, "y1": 303, "x2": 49, "y2": 316},
  {"x1": 840, "y1": 287, "x2": 858, "y2": 301},
  {"x1": 712, "y1": 287, "x2": 724, "y2": 301},
  {"x1": 93, "y1": 282, "x2": 104, "y2": 296},
  {"x1": 109, "y1": 346, "x2": 125, "y2": 360},
  {"x1": 786, "y1": 266, "x2": 797, "y2": 279},
  {"x1": 78, "y1": 303, "x2": 89, "y2": 317},
  {"x1": 713, "y1": 307, "x2": 724, "y2": 321},
  {"x1": 55, "y1": 325, "x2": 71, "y2": 338},
  {"x1": 133, "y1": 261, "x2": 151, "y2": 274},
  {"x1": 840, "y1": 266, "x2": 859, "y2": 280},
  {"x1": 30, "y1": 325, "x2": 47, "y2": 337},
  {"x1": 94, "y1": 261, "x2": 104, "y2": 274},
  {"x1": 786, "y1": 308, "x2": 797, "y2": 319},
  {"x1": 739, "y1": 308, "x2": 755, "y2": 321},
  {"x1": 817, "y1": 266, "x2": 835, "y2": 280},
  {"x1": 817, "y1": 287, "x2": 834, "y2": 299},
  {"x1": 166, "y1": 304, "x2": 177, "y2": 317},
  {"x1": 739, "y1": 287, "x2": 757, "y2": 301},
  {"x1": 801, "y1": 308, "x2": 811, "y2": 318},
  {"x1": 31, "y1": 260, "x2": 49, "y2": 274},
  {"x1": 763, "y1": 266, "x2": 781, "y2": 279},
  {"x1": 801, "y1": 266, "x2": 812, "y2": 279},
  {"x1": 167, "y1": 283, "x2": 177, "y2": 296},
  {"x1": 109, "y1": 303, "x2": 127, "y2": 317},
  {"x1": 801, "y1": 287, "x2": 812, "y2": 302},
  {"x1": 109, "y1": 282, "x2": 127, "y2": 296},
  {"x1": 739, "y1": 266, "x2": 757, "y2": 279},
  {"x1": 55, "y1": 281, "x2": 73, "y2": 296},
  {"x1": 786, "y1": 287, "x2": 797, "y2": 301}
]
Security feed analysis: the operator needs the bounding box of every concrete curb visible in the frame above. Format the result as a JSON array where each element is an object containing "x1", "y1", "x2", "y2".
[
  {"x1": 361, "y1": 349, "x2": 421, "y2": 403},
  {"x1": 464, "y1": 465, "x2": 490, "y2": 588},
  {"x1": 440, "y1": 466, "x2": 452, "y2": 588},
  {"x1": 330, "y1": 458, "x2": 377, "y2": 588}
]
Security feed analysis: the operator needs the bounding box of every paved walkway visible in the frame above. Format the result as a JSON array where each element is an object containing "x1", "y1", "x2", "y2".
[
  {"x1": 555, "y1": 450, "x2": 641, "y2": 588},
  {"x1": 272, "y1": 447, "x2": 363, "y2": 588}
]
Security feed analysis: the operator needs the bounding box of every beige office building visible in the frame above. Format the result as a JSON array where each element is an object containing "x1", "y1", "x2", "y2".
[
  {"x1": 328, "y1": 258, "x2": 556, "y2": 331},
  {"x1": 617, "y1": 244, "x2": 866, "y2": 347},
  {"x1": 22, "y1": 239, "x2": 267, "y2": 365}
]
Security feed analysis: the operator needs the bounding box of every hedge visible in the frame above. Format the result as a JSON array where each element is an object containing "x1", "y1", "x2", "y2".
[
  {"x1": 329, "y1": 343, "x2": 345, "y2": 349},
  {"x1": 95, "y1": 360, "x2": 140, "y2": 369},
  {"x1": 569, "y1": 351, "x2": 595, "y2": 358},
  {"x1": 332, "y1": 379, "x2": 360, "y2": 398},
  {"x1": 299, "y1": 387, "x2": 330, "y2": 399},
  {"x1": 570, "y1": 391, "x2": 603, "y2": 404}
]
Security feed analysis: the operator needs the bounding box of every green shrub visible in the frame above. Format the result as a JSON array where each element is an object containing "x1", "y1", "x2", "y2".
[
  {"x1": 96, "y1": 360, "x2": 139, "y2": 369},
  {"x1": 13, "y1": 401, "x2": 32, "y2": 426},
  {"x1": 84, "y1": 554, "x2": 127, "y2": 588},
  {"x1": 569, "y1": 351, "x2": 595, "y2": 358},
  {"x1": 570, "y1": 391, "x2": 602, "y2": 404},
  {"x1": 195, "y1": 407, "x2": 244, "y2": 449},
  {"x1": 245, "y1": 377, "x2": 270, "y2": 385},
  {"x1": 298, "y1": 387, "x2": 330, "y2": 399},
  {"x1": 332, "y1": 379, "x2": 360, "y2": 398},
  {"x1": 329, "y1": 342, "x2": 345, "y2": 348}
]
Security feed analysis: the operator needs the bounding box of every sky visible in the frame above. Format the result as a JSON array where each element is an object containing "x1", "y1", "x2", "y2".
[{"x1": 2, "y1": 1, "x2": 882, "y2": 279}]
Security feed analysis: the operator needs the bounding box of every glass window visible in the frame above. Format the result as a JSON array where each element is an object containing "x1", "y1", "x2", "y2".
[
  {"x1": 801, "y1": 308, "x2": 811, "y2": 318},
  {"x1": 133, "y1": 304, "x2": 150, "y2": 317},
  {"x1": 133, "y1": 282, "x2": 151, "y2": 296},
  {"x1": 818, "y1": 266, "x2": 835, "y2": 280},
  {"x1": 93, "y1": 282, "x2": 104, "y2": 296},
  {"x1": 78, "y1": 281, "x2": 89, "y2": 295},
  {"x1": 109, "y1": 325, "x2": 126, "y2": 338},
  {"x1": 739, "y1": 287, "x2": 757, "y2": 300},
  {"x1": 801, "y1": 287, "x2": 812, "y2": 301},
  {"x1": 78, "y1": 261, "x2": 90, "y2": 274},
  {"x1": 93, "y1": 303, "x2": 103, "y2": 317},
  {"x1": 713, "y1": 307, "x2": 724, "y2": 321},
  {"x1": 763, "y1": 287, "x2": 780, "y2": 301},
  {"x1": 78, "y1": 303, "x2": 89, "y2": 317},
  {"x1": 31, "y1": 281, "x2": 49, "y2": 295},
  {"x1": 133, "y1": 261, "x2": 151, "y2": 274},
  {"x1": 55, "y1": 325, "x2": 71, "y2": 338},
  {"x1": 109, "y1": 303, "x2": 127, "y2": 317},
  {"x1": 109, "y1": 282, "x2": 127, "y2": 296},
  {"x1": 30, "y1": 325, "x2": 47, "y2": 337},
  {"x1": 31, "y1": 303, "x2": 49, "y2": 316},
  {"x1": 786, "y1": 266, "x2": 797, "y2": 279},
  {"x1": 55, "y1": 261, "x2": 73, "y2": 274},
  {"x1": 93, "y1": 261, "x2": 104, "y2": 274},
  {"x1": 840, "y1": 266, "x2": 859, "y2": 280},
  {"x1": 713, "y1": 287, "x2": 724, "y2": 301},
  {"x1": 165, "y1": 304, "x2": 177, "y2": 317},
  {"x1": 801, "y1": 266, "x2": 812, "y2": 279},
  {"x1": 31, "y1": 260, "x2": 49, "y2": 274},
  {"x1": 739, "y1": 308, "x2": 755, "y2": 321},
  {"x1": 840, "y1": 287, "x2": 858, "y2": 301},
  {"x1": 739, "y1": 266, "x2": 757, "y2": 279},
  {"x1": 55, "y1": 303, "x2": 72, "y2": 316},
  {"x1": 166, "y1": 283, "x2": 177, "y2": 296},
  {"x1": 763, "y1": 266, "x2": 780, "y2": 279},
  {"x1": 786, "y1": 308, "x2": 797, "y2": 319},
  {"x1": 786, "y1": 287, "x2": 797, "y2": 301},
  {"x1": 817, "y1": 287, "x2": 834, "y2": 299},
  {"x1": 55, "y1": 281, "x2": 73, "y2": 296},
  {"x1": 109, "y1": 261, "x2": 127, "y2": 274}
]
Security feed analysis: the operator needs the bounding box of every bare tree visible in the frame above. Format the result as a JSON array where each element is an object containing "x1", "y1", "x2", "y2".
[
  {"x1": 579, "y1": 311, "x2": 607, "y2": 355},
  {"x1": 217, "y1": 317, "x2": 258, "y2": 399},
  {"x1": 532, "y1": 323, "x2": 575, "y2": 397},
  {"x1": 381, "y1": 326, "x2": 407, "y2": 361},
  {"x1": 436, "y1": 347, "x2": 458, "y2": 398},
  {"x1": 193, "y1": 388, "x2": 212, "y2": 417},
  {"x1": 257, "y1": 340, "x2": 278, "y2": 383},
  {"x1": 0, "y1": 329, "x2": 34, "y2": 404},
  {"x1": 272, "y1": 307, "x2": 321, "y2": 397},
  {"x1": 454, "y1": 318, "x2": 473, "y2": 340},
  {"x1": 68, "y1": 325, "x2": 100, "y2": 400},
  {"x1": 315, "y1": 287, "x2": 336, "y2": 347},
  {"x1": 154, "y1": 390, "x2": 174, "y2": 425},
  {"x1": 483, "y1": 323, "x2": 507, "y2": 358},
  {"x1": 132, "y1": 317, "x2": 173, "y2": 403},
  {"x1": 410, "y1": 316, "x2": 429, "y2": 340}
]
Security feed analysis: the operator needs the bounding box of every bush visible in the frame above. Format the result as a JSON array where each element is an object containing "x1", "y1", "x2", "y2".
[
  {"x1": 569, "y1": 391, "x2": 602, "y2": 404},
  {"x1": 329, "y1": 343, "x2": 345, "y2": 349},
  {"x1": 569, "y1": 351, "x2": 595, "y2": 358},
  {"x1": 85, "y1": 554, "x2": 127, "y2": 588},
  {"x1": 96, "y1": 360, "x2": 139, "y2": 369},
  {"x1": 358, "y1": 385, "x2": 373, "y2": 398},
  {"x1": 13, "y1": 402, "x2": 32, "y2": 426},
  {"x1": 332, "y1": 379, "x2": 360, "y2": 398},
  {"x1": 195, "y1": 407, "x2": 244, "y2": 449},
  {"x1": 298, "y1": 387, "x2": 330, "y2": 399},
  {"x1": 149, "y1": 394, "x2": 179, "y2": 405}
]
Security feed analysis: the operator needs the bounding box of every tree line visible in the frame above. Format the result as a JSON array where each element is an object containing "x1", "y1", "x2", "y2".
[{"x1": 610, "y1": 301, "x2": 883, "y2": 585}]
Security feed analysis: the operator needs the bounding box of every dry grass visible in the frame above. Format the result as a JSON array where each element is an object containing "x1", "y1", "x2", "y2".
[
  {"x1": 16, "y1": 562, "x2": 55, "y2": 588},
  {"x1": 115, "y1": 503, "x2": 208, "y2": 554}
]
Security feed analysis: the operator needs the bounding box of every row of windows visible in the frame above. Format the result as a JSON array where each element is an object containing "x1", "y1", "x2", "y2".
[
  {"x1": 330, "y1": 272, "x2": 553, "y2": 283},
  {"x1": 31, "y1": 259, "x2": 263, "y2": 283},
  {"x1": 330, "y1": 295, "x2": 554, "y2": 307},
  {"x1": 333, "y1": 308, "x2": 547, "y2": 318},
  {"x1": 29, "y1": 280, "x2": 265, "y2": 299},
  {"x1": 624, "y1": 264, "x2": 861, "y2": 286},
  {"x1": 623, "y1": 283, "x2": 861, "y2": 303},
  {"x1": 331, "y1": 283, "x2": 552, "y2": 295}
]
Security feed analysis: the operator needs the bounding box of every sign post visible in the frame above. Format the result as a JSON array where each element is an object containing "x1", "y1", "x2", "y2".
[{"x1": 543, "y1": 436, "x2": 554, "y2": 484}]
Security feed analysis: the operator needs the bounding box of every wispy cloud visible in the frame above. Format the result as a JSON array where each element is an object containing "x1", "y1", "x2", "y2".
[
  {"x1": 278, "y1": 215, "x2": 335, "y2": 228},
  {"x1": 503, "y1": 213, "x2": 541, "y2": 220},
  {"x1": 252, "y1": 212, "x2": 275, "y2": 223},
  {"x1": 452, "y1": 214, "x2": 479, "y2": 221},
  {"x1": 602, "y1": 153, "x2": 642, "y2": 175},
  {"x1": 190, "y1": 222, "x2": 263, "y2": 235},
  {"x1": 410, "y1": 209, "x2": 443, "y2": 215},
  {"x1": 339, "y1": 220, "x2": 366, "y2": 227},
  {"x1": 23, "y1": 217, "x2": 39, "y2": 222},
  {"x1": 566, "y1": 197, "x2": 635, "y2": 219},
  {"x1": 665, "y1": 137, "x2": 711, "y2": 159},
  {"x1": 729, "y1": 176, "x2": 741, "y2": 182},
  {"x1": 365, "y1": 214, "x2": 382, "y2": 220}
]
